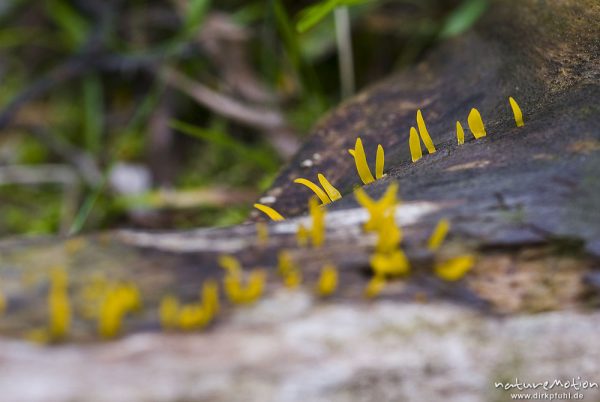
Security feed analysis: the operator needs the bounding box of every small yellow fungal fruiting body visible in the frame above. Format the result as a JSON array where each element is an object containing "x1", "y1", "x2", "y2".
[
  {"x1": 296, "y1": 224, "x2": 309, "y2": 247},
  {"x1": 317, "y1": 174, "x2": 342, "y2": 201},
  {"x1": 294, "y1": 178, "x2": 331, "y2": 204},
  {"x1": 409, "y1": 127, "x2": 423, "y2": 162},
  {"x1": 375, "y1": 145, "x2": 385, "y2": 179},
  {"x1": 219, "y1": 255, "x2": 242, "y2": 276},
  {"x1": 316, "y1": 264, "x2": 338, "y2": 297},
  {"x1": 48, "y1": 269, "x2": 71, "y2": 341},
  {"x1": 201, "y1": 280, "x2": 220, "y2": 317},
  {"x1": 278, "y1": 251, "x2": 302, "y2": 288},
  {"x1": 435, "y1": 255, "x2": 475, "y2": 281},
  {"x1": 509, "y1": 96, "x2": 524, "y2": 127},
  {"x1": 256, "y1": 222, "x2": 269, "y2": 246},
  {"x1": 370, "y1": 249, "x2": 410, "y2": 277},
  {"x1": 428, "y1": 218, "x2": 450, "y2": 251},
  {"x1": 375, "y1": 216, "x2": 402, "y2": 253},
  {"x1": 416, "y1": 110, "x2": 436, "y2": 154},
  {"x1": 349, "y1": 137, "x2": 376, "y2": 185},
  {"x1": 98, "y1": 282, "x2": 142, "y2": 339},
  {"x1": 354, "y1": 182, "x2": 398, "y2": 232},
  {"x1": 364, "y1": 275, "x2": 386, "y2": 298},
  {"x1": 0, "y1": 290, "x2": 6, "y2": 315},
  {"x1": 456, "y1": 121, "x2": 465, "y2": 145},
  {"x1": 253, "y1": 203, "x2": 285, "y2": 221},
  {"x1": 309, "y1": 197, "x2": 326, "y2": 247},
  {"x1": 220, "y1": 256, "x2": 266, "y2": 305},
  {"x1": 467, "y1": 108, "x2": 487, "y2": 139},
  {"x1": 224, "y1": 270, "x2": 266, "y2": 305},
  {"x1": 178, "y1": 304, "x2": 208, "y2": 330},
  {"x1": 159, "y1": 295, "x2": 179, "y2": 329}
]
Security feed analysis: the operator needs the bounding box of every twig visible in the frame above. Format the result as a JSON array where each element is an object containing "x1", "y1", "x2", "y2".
[{"x1": 162, "y1": 67, "x2": 300, "y2": 158}]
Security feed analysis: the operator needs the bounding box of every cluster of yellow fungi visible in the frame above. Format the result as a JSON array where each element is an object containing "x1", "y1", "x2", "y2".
[
  {"x1": 250, "y1": 98, "x2": 523, "y2": 299},
  {"x1": 0, "y1": 98, "x2": 523, "y2": 342}
]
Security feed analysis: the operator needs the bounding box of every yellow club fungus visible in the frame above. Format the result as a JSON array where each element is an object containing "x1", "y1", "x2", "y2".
[
  {"x1": 254, "y1": 203, "x2": 285, "y2": 221},
  {"x1": 294, "y1": 177, "x2": 333, "y2": 204},
  {"x1": 364, "y1": 274, "x2": 386, "y2": 299},
  {"x1": 200, "y1": 279, "x2": 220, "y2": 317},
  {"x1": 370, "y1": 249, "x2": 410, "y2": 277},
  {"x1": 435, "y1": 254, "x2": 475, "y2": 281},
  {"x1": 467, "y1": 108, "x2": 487, "y2": 139},
  {"x1": 178, "y1": 304, "x2": 210, "y2": 331},
  {"x1": 0, "y1": 289, "x2": 5, "y2": 315},
  {"x1": 296, "y1": 223, "x2": 309, "y2": 247},
  {"x1": 316, "y1": 264, "x2": 338, "y2": 297},
  {"x1": 48, "y1": 268, "x2": 71, "y2": 341},
  {"x1": 509, "y1": 96, "x2": 524, "y2": 127},
  {"x1": 375, "y1": 145, "x2": 385, "y2": 179},
  {"x1": 409, "y1": 127, "x2": 423, "y2": 162},
  {"x1": 256, "y1": 222, "x2": 269, "y2": 246},
  {"x1": 428, "y1": 218, "x2": 450, "y2": 251},
  {"x1": 277, "y1": 250, "x2": 302, "y2": 288},
  {"x1": 348, "y1": 137, "x2": 376, "y2": 185},
  {"x1": 160, "y1": 280, "x2": 219, "y2": 331},
  {"x1": 375, "y1": 215, "x2": 402, "y2": 253},
  {"x1": 220, "y1": 255, "x2": 266, "y2": 305},
  {"x1": 219, "y1": 254, "x2": 242, "y2": 275},
  {"x1": 97, "y1": 282, "x2": 142, "y2": 339},
  {"x1": 309, "y1": 197, "x2": 326, "y2": 247},
  {"x1": 416, "y1": 109, "x2": 436, "y2": 154},
  {"x1": 223, "y1": 269, "x2": 266, "y2": 305},
  {"x1": 159, "y1": 295, "x2": 180, "y2": 329},
  {"x1": 456, "y1": 121, "x2": 465, "y2": 145},
  {"x1": 354, "y1": 182, "x2": 399, "y2": 232},
  {"x1": 318, "y1": 174, "x2": 342, "y2": 201}
]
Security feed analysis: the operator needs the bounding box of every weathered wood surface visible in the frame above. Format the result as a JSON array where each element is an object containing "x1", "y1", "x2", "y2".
[{"x1": 0, "y1": 0, "x2": 599, "y2": 400}]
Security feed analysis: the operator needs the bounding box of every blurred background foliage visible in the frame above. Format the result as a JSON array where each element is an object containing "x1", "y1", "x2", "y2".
[{"x1": 0, "y1": 0, "x2": 487, "y2": 236}]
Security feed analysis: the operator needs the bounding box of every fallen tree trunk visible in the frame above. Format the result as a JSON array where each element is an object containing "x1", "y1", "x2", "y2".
[{"x1": 0, "y1": 0, "x2": 599, "y2": 400}]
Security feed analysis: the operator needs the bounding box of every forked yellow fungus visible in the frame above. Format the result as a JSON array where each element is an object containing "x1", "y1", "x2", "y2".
[
  {"x1": 416, "y1": 109, "x2": 436, "y2": 154},
  {"x1": 277, "y1": 250, "x2": 302, "y2": 288},
  {"x1": 256, "y1": 222, "x2": 269, "y2": 246},
  {"x1": 316, "y1": 264, "x2": 338, "y2": 297},
  {"x1": 354, "y1": 182, "x2": 398, "y2": 232},
  {"x1": 253, "y1": 203, "x2": 285, "y2": 221},
  {"x1": 178, "y1": 304, "x2": 210, "y2": 331},
  {"x1": 456, "y1": 121, "x2": 465, "y2": 145},
  {"x1": 160, "y1": 280, "x2": 219, "y2": 331},
  {"x1": 467, "y1": 108, "x2": 487, "y2": 139},
  {"x1": 293, "y1": 178, "x2": 330, "y2": 204},
  {"x1": 435, "y1": 255, "x2": 475, "y2": 281},
  {"x1": 97, "y1": 282, "x2": 142, "y2": 339},
  {"x1": 428, "y1": 218, "x2": 450, "y2": 251},
  {"x1": 348, "y1": 137, "x2": 376, "y2": 184},
  {"x1": 370, "y1": 249, "x2": 410, "y2": 277},
  {"x1": 409, "y1": 127, "x2": 423, "y2": 162},
  {"x1": 375, "y1": 215, "x2": 402, "y2": 253},
  {"x1": 364, "y1": 274, "x2": 386, "y2": 299},
  {"x1": 220, "y1": 255, "x2": 266, "y2": 305},
  {"x1": 509, "y1": 96, "x2": 524, "y2": 127},
  {"x1": 48, "y1": 268, "x2": 71, "y2": 341},
  {"x1": 223, "y1": 269, "x2": 266, "y2": 305}
]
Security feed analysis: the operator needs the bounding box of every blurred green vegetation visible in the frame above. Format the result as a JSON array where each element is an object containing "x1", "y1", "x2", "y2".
[{"x1": 0, "y1": 0, "x2": 487, "y2": 237}]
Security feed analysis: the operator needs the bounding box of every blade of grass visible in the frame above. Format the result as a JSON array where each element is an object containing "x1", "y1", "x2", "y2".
[{"x1": 170, "y1": 119, "x2": 279, "y2": 172}]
